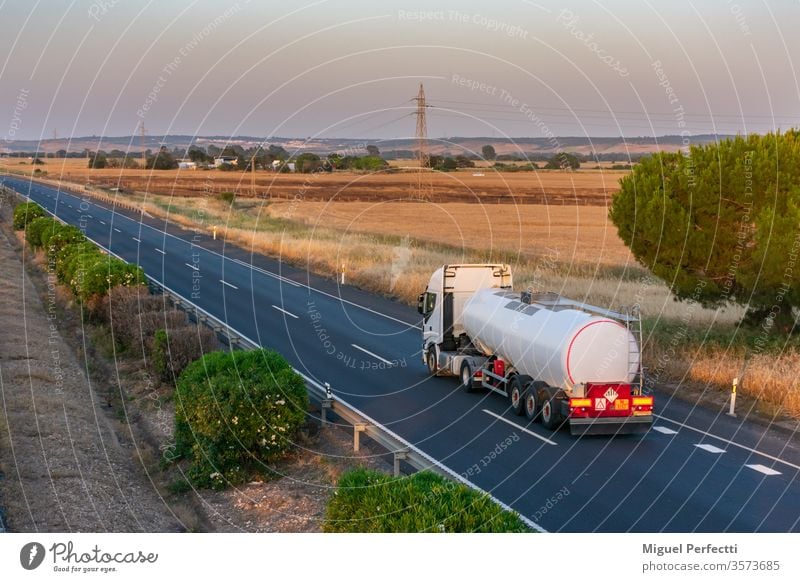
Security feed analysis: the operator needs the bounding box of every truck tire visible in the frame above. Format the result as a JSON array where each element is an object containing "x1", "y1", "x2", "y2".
[
  {"x1": 460, "y1": 360, "x2": 476, "y2": 393},
  {"x1": 508, "y1": 375, "x2": 526, "y2": 415},
  {"x1": 540, "y1": 387, "x2": 562, "y2": 431},
  {"x1": 525, "y1": 381, "x2": 547, "y2": 421},
  {"x1": 426, "y1": 347, "x2": 438, "y2": 375}
]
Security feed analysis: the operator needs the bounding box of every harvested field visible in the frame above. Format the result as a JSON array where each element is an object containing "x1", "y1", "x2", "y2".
[
  {"x1": 267, "y1": 200, "x2": 633, "y2": 267},
  {"x1": 0, "y1": 158, "x2": 627, "y2": 205}
]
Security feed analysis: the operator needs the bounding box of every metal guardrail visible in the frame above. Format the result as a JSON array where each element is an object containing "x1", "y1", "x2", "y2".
[{"x1": 2, "y1": 179, "x2": 543, "y2": 532}]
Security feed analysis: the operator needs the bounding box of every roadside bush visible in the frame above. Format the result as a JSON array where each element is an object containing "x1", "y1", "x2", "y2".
[
  {"x1": 112, "y1": 309, "x2": 187, "y2": 352},
  {"x1": 174, "y1": 348, "x2": 309, "y2": 489},
  {"x1": 25, "y1": 216, "x2": 57, "y2": 250},
  {"x1": 324, "y1": 468, "x2": 530, "y2": 533},
  {"x1": 13, "y1": 202, "x2": 45, "y2": 229},
  {"x1": 60, "y1": 246, "x2": 106, "y2": 292},
  {"x1": 78, "y1": 257, "x2": 146, "y2": 301},
  {"x1": 96, "y1": 284, "x2": 164, "y2": 325},
  {"x1": 217, "y1": 191, "x2": 235, "y2": 203},
  {"x1": 44, "y1": 224, "x2": 85, "y2": 256},
  {"x1": 151, "y1": 325, "x2": 219, "y2": 383}
]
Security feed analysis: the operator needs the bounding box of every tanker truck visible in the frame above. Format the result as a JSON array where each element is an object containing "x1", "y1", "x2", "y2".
[{"x1": 418, "y1": 264, "x2": 653, "y2": 435}]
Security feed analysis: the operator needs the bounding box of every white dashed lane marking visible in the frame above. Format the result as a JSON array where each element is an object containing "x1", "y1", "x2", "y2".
[
  {"x1": 746, "y1": 464, "x2": 782, "y2": 476},
  {"x1": 351, "y1": 343, "x2": 393, "y2": 365},
  {"x1": 652, "y1": 426, "x2": 678, "y2": 435},
  {"x1": 271, "y1": 305, "x2": 297, "y2": 319},
  {"x1": 695, "y1": 443, "x2": 726, "y2": 454},
  {"x1": 482, "y1": 409, "x2": 558, "y2": 446}
]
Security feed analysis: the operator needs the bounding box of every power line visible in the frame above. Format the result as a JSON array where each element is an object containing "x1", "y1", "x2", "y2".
[{"x1": 431, "y1": 98, "x2": 799, "y2": 120}]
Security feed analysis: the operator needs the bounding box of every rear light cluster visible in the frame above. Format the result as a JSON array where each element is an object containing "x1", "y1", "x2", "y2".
[
  {"x1": 632, "y1": 395, "x2": 653, "y2": 415},
  {"x1": 569, "y1": 398, "x2": 592, "y2": 416}
]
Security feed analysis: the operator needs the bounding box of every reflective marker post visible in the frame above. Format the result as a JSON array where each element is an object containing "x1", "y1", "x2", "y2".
[{"x1": 728, "y1": 377, "x2": 738, "y2": 417}]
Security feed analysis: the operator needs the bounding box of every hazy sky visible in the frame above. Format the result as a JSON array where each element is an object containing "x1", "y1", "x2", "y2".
[{"x1": 1, "y1": 0, "x2": 798, "y2": 143}]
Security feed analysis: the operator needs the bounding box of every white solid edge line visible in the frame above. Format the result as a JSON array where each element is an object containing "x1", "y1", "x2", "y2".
[
  {"x1": 351, "y1": 343, "x2": 394, "y2": 365},
  {"x1": 220, "y1": 279, "x2": 238, "y2": 290},
  {"x1": 25, "y1": 183, "x2": 419, "y2": 329},
  {"x1": 271, "y1": 304, "x2": 299, "y2": 319},
  {"x1": 655, "y1": 414, "x2": 800, "y2": 471},
  {"x1": 482, "y1": 409, "x2": 558, "y2": 446},
  {"x1": 0, "y1": 186, "x2": 549, "y2": 531},
  {"x1": 232, "y1": 257, "x2": 301, "y2": 287}
]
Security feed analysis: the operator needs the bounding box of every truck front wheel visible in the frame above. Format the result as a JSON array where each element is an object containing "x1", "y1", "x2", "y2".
[
  {"x1": 427, "y1": 347, "x2": 438, "y2": 375},
  {"x1": 460, "y1": 361, "x2": 476, "y2": 393}
]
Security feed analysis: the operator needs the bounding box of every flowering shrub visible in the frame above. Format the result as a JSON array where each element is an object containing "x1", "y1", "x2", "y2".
[
  {"x1": 174, "y1": 349, "x2": 309, "y2": 489},
  {"x1": 13, "y1": 201, "x2": 45, "y2": 229},
  {"x1": 79, "y1": 257, "x2": 146, "y2": 301},
  {"x1": 24, "y1": 216, "x2": 57, "y2": 250},
  {"x1": 43, "y1": 224, "x2": 85, "y2": 255},
  {"x1": 324, "y1": 469, "x2": 531, "y2": 533}
]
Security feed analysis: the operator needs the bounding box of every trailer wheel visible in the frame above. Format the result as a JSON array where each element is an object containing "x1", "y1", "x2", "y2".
[
  {"x1": 526, "y1": 381, "x2": 546, "y2": 422},
  {"x1": 540, "y1": 388, "x2": 562, "y2": 431},
  {"x1": 426, "y1": 347, "x2": 438, "y2": 375},
  {"x1": 460, "y1": 361, "x2": 476, "y2": 393},
  {"x1": 524, "y1": 389, "x2": 538, "y2": 421},
  {"x1": 508, "y1": 375, "x2": 526, "y2": 415}
]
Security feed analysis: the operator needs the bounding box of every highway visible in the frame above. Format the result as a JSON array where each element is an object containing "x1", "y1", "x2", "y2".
[{"x1": 3, "y1": 174, "x2": 799, "y2": 533}]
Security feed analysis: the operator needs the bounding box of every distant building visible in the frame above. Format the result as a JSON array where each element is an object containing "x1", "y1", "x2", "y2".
[
  {"x1": 214, "y1": 156, "x2": 238, "y2": 167},
  {"x1": 178, "y1": 160, "x2": 197, "y2": 170},
  {"x1": 271, "y1": 159, "x2": 295, "y2": 172}
]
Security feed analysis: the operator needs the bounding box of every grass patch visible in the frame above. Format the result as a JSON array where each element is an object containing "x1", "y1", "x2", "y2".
[{"x1": 323, "y1": 468, "x2": 531, "y2": 533}]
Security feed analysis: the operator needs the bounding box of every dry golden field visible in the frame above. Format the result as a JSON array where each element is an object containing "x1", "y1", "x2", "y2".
[{"x1": 267, "y1": 200, "x2": 633, "y2": 267}]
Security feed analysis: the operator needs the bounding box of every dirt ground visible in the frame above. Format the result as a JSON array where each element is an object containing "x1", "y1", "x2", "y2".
[
  {"x1": 1, "y1": 158, "x2": 627, "y2": 205},
  {"x1": 0, "y1": 226, "x2": 182, "y2": 532}
]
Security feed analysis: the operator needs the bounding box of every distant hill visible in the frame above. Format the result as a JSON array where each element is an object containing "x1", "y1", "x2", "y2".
[{"x1": 0, "y1": 134, "x2": 728, "y2": 159}]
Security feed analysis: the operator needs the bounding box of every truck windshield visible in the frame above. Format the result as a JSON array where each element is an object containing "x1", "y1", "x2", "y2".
[{"x1": 423, "y1": 292, "x2": 436, "y2": 320}]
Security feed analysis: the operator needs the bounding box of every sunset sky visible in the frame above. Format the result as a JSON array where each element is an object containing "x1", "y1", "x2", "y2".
[{"x1": 1, "y1": 0, "x2": 798, "y2": 141}]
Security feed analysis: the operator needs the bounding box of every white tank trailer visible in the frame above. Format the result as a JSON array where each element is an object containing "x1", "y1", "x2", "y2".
[{"x1": 418, "y1": 264, "x2": 653, "y2": 435}]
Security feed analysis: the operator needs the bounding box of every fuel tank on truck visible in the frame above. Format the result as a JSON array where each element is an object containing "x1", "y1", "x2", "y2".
[{"x1": 462, "y1": 289, "x2": 639, "y2": 391}]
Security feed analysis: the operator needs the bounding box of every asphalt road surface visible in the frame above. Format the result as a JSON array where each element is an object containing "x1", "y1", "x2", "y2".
[{"x1": 4, "y1": 175, "x2": 799, "y2": 533}]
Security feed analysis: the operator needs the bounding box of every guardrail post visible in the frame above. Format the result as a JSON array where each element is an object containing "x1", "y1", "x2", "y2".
[
  {"x1": 320, "y1": 399, "x2": 332, "y2": 427},
  {"x1": 353, "y1": 423, "x2": 367, "y2": 452},
  {"x1": 393, "y1": 449, "x2": 409, "y2": 477}
]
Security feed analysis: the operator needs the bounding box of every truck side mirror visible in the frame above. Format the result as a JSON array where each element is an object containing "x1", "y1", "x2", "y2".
[{"x1": 417, "y1": 293, "x2": 425, "y2": 314}]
